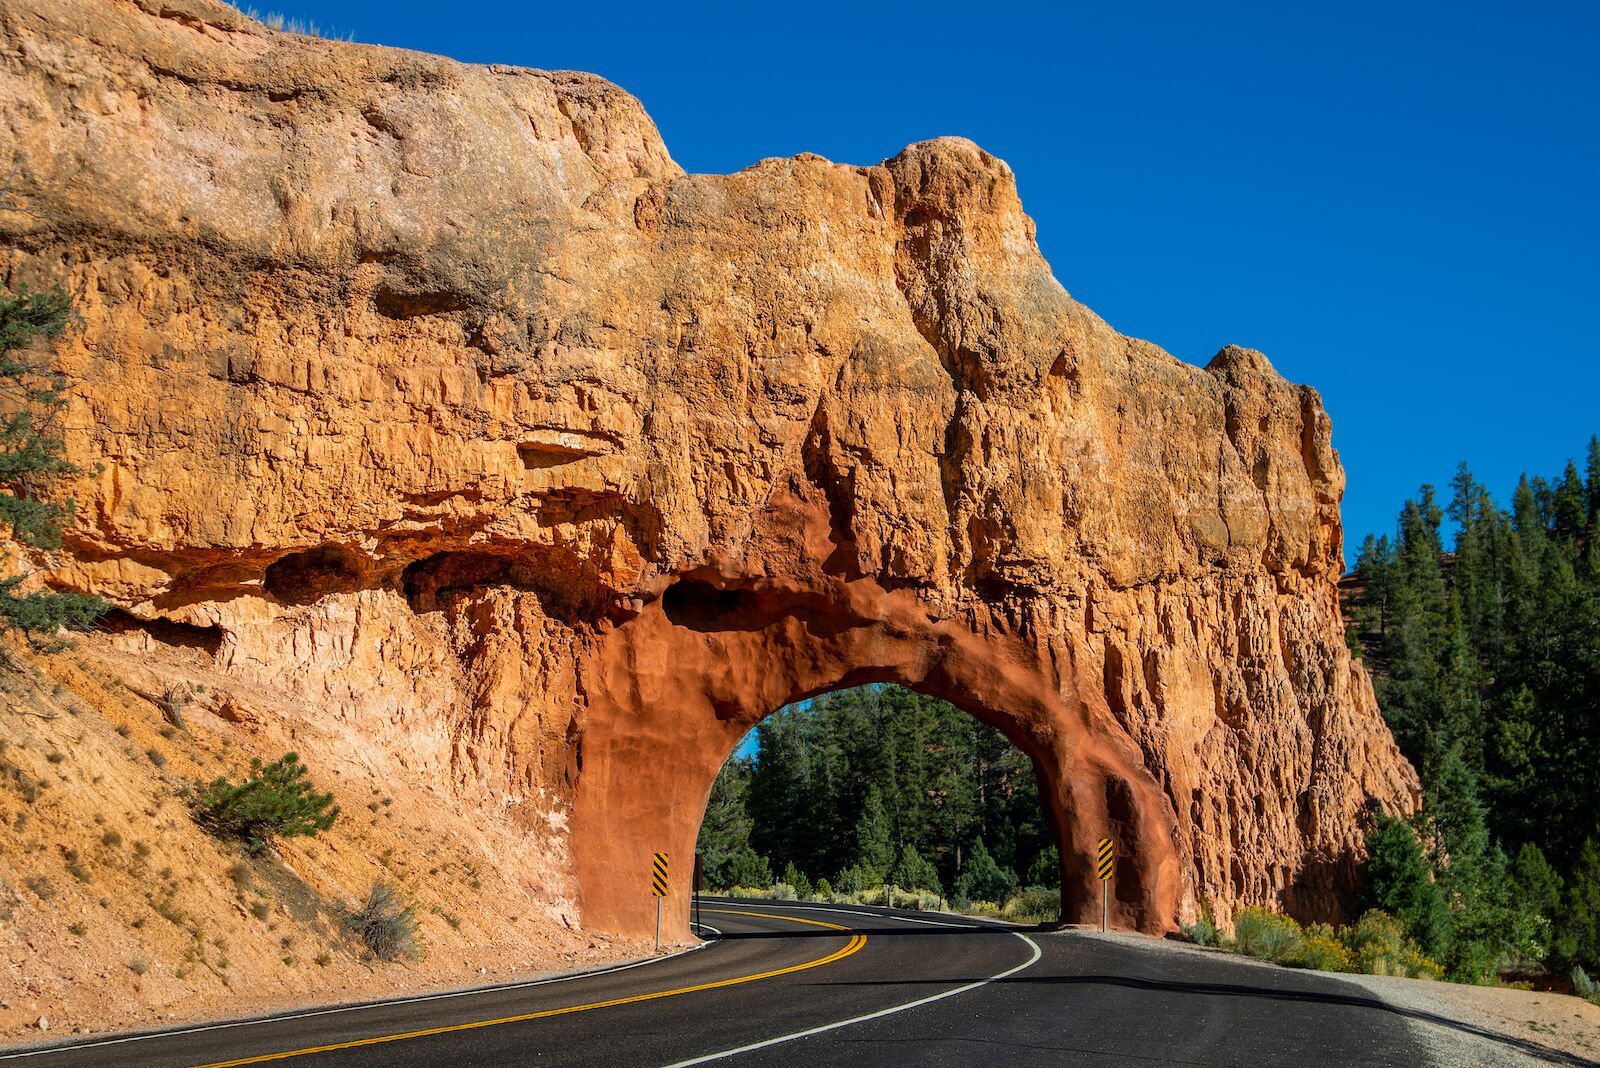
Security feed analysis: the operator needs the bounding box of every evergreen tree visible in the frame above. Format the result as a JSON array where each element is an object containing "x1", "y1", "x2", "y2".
[
  {"x1": 0, "y1": 287, "x2": 106, "y2": 644},
  {"x1": 780, "y1": 860, "x2": 812, "y2": 897},
  {"x1": 1556, "y1": 840, "x2": 1600, "y2": 971},
  {"x1": 890, "y1": 843, "x2": 942, "y2": 894},
  {"x1": 723, "y1": 847, "x2": 772, "y2": 889},
  {"x1": 1362, "y1": 813, "x2": 1451, "y2": 958},
  {"x1": 1421, "y1": 753, "x2": 1513, "y2": 981},
  {"x1": 1554, "y1": 461, "x2": 1588, "y2": 543},
  {"x1": 853, "y1": 783, "x2": 895, "y2": 877},
  {"x1": 954, "y1": 838, "x2": 1017, "y2": 903},
  {"x1": 191, "y1": 752, "x2": 339, "y2": 855},
  {"x1": 696, "y1": 757, "x2": 756, "y2": 889},
  {"x1": 1025, "y1": 845, "x2": 1061, "y2": 888},
  {"x1": 1509, "y1": 843, "x2": 1563, "y2": 961},
  {"x1": 1585, "y1": 436, "x2": 1600, "y2": 522}
]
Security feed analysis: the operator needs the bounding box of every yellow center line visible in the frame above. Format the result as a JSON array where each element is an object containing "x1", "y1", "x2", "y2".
[{"x1": 190, "y1": 908, "x2": 866, "y2": 1067}]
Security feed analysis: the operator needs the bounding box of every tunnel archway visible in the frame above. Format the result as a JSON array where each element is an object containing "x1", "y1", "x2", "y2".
[
  {"x1": 698, "y1": 682, "x2": 1063, "y2": 914},
  {"x1": 568, "y1": 561, "x2": 1184, "y2": 941}
]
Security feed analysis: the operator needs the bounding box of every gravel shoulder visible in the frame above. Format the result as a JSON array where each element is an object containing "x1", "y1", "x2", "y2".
[{"x1": 1077, "y1": 929, "x2": 1600, "y2": 1067}]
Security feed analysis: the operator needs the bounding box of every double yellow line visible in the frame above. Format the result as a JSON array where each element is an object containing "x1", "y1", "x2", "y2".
[{"x1": 192, "y1": 909, "x2": 865, "y2": 1067}]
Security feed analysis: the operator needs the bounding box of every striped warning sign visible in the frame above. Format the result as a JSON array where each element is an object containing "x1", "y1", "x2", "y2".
[
  {"x1": 1096, "y1": 838, "x2": 1114, "y2": 882},
  {"x1": 651, "y1": 852, "x2": 669, "y2": 897}
]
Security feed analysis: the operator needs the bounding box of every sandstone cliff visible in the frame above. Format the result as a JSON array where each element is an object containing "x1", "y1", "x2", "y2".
[{"x1": 0, "y1": 0, "x2": 1417, "y2": 952}]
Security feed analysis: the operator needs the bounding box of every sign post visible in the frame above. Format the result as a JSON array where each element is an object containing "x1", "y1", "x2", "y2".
[
  {"x1": 651, "y1": 852, "x2": 669, "y2": 952},
  {"x1": 1096, "y1": 837, "x2": 1114, "y2": 932},
  {"x1": 693, "y1": 853, "x2": 704, "y2": 933}
]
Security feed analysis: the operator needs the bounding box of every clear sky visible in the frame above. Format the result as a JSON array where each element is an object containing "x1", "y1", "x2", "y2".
[{"x1": 262, "y1": 0, "x2": 1598, "y2": 554}]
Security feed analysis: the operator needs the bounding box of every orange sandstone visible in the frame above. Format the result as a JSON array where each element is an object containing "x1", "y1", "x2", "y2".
[{"x1": 1, "y1": 0, "x2": 1416, "y2": 939}]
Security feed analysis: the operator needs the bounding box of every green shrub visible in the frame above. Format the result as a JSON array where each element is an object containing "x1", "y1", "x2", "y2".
[
  {"x1": 1571, "y1": 965, "x2": 1596, "y2": 999},
  {"x1": 1399, "y1": 946, "x2": 1445, "y2": 979},
  {"x1": 1182, "y1": 913, "x2": 1224, "y2": 947},
  {"x1": 895, "y1": 889, "x2": 944, "y2": 911},
  {"x1": 191, "y1": 753, "x2": 338, "y2": 854},
  {"x1": 834, "y1": 863, "x2": 881, "y2": 895},
  {"x1": 1231, "y1": 907, "x2": 1304, "y2": 963},
  {"x1": 1294, "y1": 933, "x2": 1355, "y2": 972},
  {"x1": 1339, "y1": 909, "x2": 1443, "y2": 978},
  {"x1": 1341, "y1": 909, "x2": 1405, "y2": 966},
  {"x1": 345, "y1": 881, "x2": 418, "y2": 961},
  {"x1": 1002, "y1": 887, "x2": 1060, "y2": 924}
]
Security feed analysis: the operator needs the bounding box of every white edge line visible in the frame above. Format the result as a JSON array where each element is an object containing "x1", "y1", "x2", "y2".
[
  {"x1": 659, "y1": 931, "x2": 1044, "y2": 1067},
  {"x1": 0, "y1": 933, "x2": 721, "y2": 1061}
]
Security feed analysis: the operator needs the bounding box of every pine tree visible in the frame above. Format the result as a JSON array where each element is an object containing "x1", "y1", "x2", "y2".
[
  {"x1": 1353, "y1": 534, "x2": 1397, "y2": 642},
  {"x1": 1025, "y1": 845, "x2": 1061, "y2": 888},
  {"x1": 954, "y1": 838, "x2": 1016, "y2": 904},
  {"x1": 1362, "y1": 813, "x2": 1451, "y2": 958},
  {"x1": 1375, "y1": 488, "x2": 1458, "y2": 765},
  {"x1": 1556, "y1": 840, "x2": 1600, "y2": 971},
  {"x1": 1554, "y1": 461, "x2": 1588, "y2": 543},
  {"x1": 191, "y1": 752, "x2": 339, "y2": 855},
  {"x1": 890, "y1": 843, "x2": 942, "y2": 895},
  {"x1": 0, "y1": 287, "x2": 106, "y2": 644},
  {"x1": 1509, "y1": 843, "x2": 1563, "y2": 961},
  {"x1": 853, "y1": 783, "x2": 895, "y2": 878},
  {"x1": 1512, "y1": 475, "x2": 1542, "y2": 539},
  {"x1": 1585, "y1": 436, "x2": 1600, "y2": 523},
  {"x1": 1424, "y1": 753, "x2": 1509, "y2": 981},
  {"x1": 739, "y1": 685, "x2": 1056, "y2": 905},
  {"x1": 696, "y1": 757, "x2": 756, "y2": 889},
  {"x1": 780, "y1": 860, "x2": 812, "y2": 897},
  {"x1": 723, "y1": 847, "x2": 772, "y2": 889}
]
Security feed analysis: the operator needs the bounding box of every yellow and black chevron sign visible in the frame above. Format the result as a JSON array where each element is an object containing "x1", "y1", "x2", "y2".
[
  {"x1": 1096, "y1": 837, "x2": 1115, "y2": 882},
  {"x1": 651, "y1": 852, "x2": 669, "y2": 897}
]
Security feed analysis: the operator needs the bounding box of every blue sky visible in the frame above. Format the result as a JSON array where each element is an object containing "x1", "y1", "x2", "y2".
[{"x1": 266, "y1": 0, "x2": 1598, "y2": 552}]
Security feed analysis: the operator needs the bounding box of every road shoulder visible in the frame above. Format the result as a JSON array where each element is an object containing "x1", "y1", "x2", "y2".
[{"x1": 1064, "y1": 929, "x2": 1599, "y2": 1067}]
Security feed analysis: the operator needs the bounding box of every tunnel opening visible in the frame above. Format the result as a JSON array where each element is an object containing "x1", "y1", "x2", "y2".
[{"x1": 693, "y1": 683, "x2": 1063, "y2": 922}]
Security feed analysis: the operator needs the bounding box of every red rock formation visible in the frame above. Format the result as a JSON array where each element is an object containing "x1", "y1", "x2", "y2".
[{"x1": 0, "y1": 0, "x2": 1417, "y2": 937}]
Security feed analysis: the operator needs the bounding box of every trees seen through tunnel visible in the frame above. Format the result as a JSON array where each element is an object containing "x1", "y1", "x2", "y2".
[{"x1": 695, "y1": 684, "x2": 1056, "y2": 906}]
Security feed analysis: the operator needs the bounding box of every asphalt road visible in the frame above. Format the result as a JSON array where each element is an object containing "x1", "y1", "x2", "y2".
[{"x1": 2, "y1": 898, "x2": 1457, "y2": 1067}]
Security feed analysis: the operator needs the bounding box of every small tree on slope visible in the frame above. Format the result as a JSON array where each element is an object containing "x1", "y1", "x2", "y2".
[{"x1": 0, "y1": 287, "x2": 105, "y2": 646}]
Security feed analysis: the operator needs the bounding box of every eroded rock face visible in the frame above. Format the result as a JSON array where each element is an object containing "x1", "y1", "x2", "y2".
[{"x1": 0, "y1": 0, "x2": 1417, "y2": 936}]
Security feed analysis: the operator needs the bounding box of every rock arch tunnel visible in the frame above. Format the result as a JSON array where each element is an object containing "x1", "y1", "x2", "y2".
[{"x1": 572, "y1": 561, "x2": 1183, "y2": 941}]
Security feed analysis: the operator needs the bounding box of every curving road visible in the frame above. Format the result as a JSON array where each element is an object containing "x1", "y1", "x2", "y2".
[{"x1": 3, "y1": 899, "x2": 1452, "y2": 1067}]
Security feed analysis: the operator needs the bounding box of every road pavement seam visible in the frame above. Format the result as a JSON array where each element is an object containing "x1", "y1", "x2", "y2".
[
  {"x1": 181, "y1": 910, "x2": 865, "y2": 1067},
  {"x1": 658, "y1": 930, "x2": 1044, "y2": 1067},
  {"x1": 756, "y1": 903, "x2": 989, "y2": 929}
]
